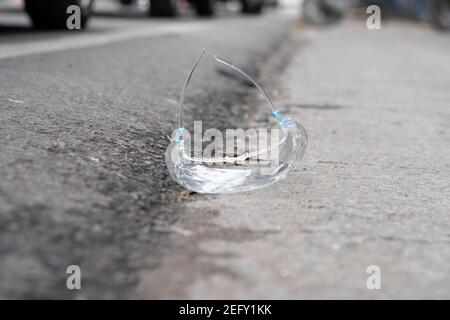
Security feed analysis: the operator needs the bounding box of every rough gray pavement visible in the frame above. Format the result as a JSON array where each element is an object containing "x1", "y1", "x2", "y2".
[
  {"x1": 137, "y1": 20, "x2": 450, "y2": 299},
  {"x1": 0, "y1": 7, "x2": 290, "y2": 298}
]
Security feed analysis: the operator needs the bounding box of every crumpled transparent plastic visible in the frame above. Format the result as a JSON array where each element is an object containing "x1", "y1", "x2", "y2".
[{"x1": 165, "y1": 49, "x2": 308, "y2": 194}]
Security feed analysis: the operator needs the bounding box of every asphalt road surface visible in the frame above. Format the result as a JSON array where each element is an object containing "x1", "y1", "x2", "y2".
[
  {"x1": 0, "y1": 3, "x2": 291, "y2": 299},
  {"x1": 2, "y1": 2, "x2": 450, "y2": 300}
]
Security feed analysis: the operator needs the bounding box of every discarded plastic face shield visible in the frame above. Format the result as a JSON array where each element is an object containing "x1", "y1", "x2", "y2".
[{"x1": 165, "y1": 49, "x2": 308, "y2": 194}]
